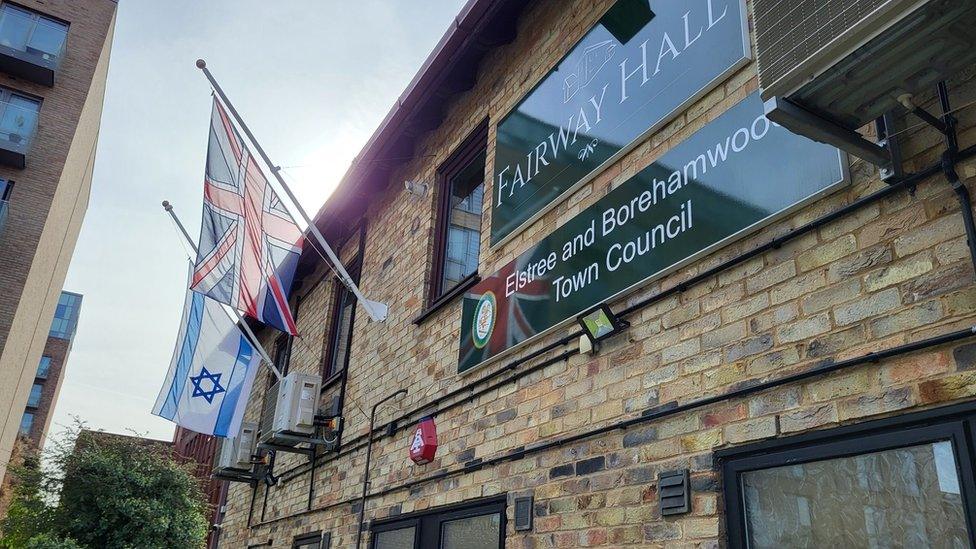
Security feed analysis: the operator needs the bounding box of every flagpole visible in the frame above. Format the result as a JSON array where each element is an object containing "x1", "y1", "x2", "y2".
[
  {"x1": 195, "y1": 59, "x2": 389, "y2": 323},
  {"x1": 163, "y1": 200, "x2": 283, "y2": 381}
]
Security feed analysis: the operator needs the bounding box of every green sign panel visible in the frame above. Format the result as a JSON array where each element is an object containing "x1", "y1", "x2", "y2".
[
  {"x1": 490, "y1": 0, "x2": 750, "y2": 246},
  {"x1": 459, "y1": 93, "x2": 847, "y2": 373}
]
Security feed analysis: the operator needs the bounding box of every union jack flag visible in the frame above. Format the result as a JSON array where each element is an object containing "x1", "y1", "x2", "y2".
[
  {"x1": 458, "y1": 257, "x2": 550, "y2": 370},
  {"x1": 190, "y1": 98, "x2": 302, "y2": 335}
]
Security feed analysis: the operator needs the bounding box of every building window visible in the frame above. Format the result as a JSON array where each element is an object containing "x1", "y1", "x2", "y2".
[
  {"x1": 323, "y1": 259, "x2": 360, "y2": 381},
  {"x1": 429, "y1": 122, "x2": 487, "y2": 303},
  {"x1": 26, "y1": 383, "x2": 42, "y2": 408},
  {"x1": 273, "y1": 333, "x2": 291, "y2": 378},
  {"x1": 0, "y1": 4, "x2": 67, "y2": 60},
  {"x1": 49, "y1": 291, "x2": 81, "y2": 339},
  {"x1": 0, "y1": 88, "x2": 39, "y2": 147},
  {"x1": 36, "y1": 355, "x2": 50, "y2": 379},
  {"x1": 293, "y1": 532, "x2": 329, "y2": 549},
  {"x1": 0, "y1": 178, "x2": 10, "y2": 200},
  {"x1": 720, "y1": 403, "x2": 976, "y2": 549},
  {"x1": 18, "y1": 411, "x2": 33, "y2": 435},
  {"x1": 371, "y1": 497, "x2": 504, "y2": 549}
]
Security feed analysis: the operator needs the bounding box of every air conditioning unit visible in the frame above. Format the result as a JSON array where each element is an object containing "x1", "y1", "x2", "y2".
[
  {"x1": 214, "y1": 422, "x2": 257, "y2": 472},
  {"x1": 258, "y1": 371, "x2": 321, "y2": 446},
  {"x1": 754, "y1": 0, "x2": 976, "y2": 164}
]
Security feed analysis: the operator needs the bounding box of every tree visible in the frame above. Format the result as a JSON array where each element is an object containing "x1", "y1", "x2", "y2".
[{"x1": 0, "y1": 422, "x2": 208, "y2": 549}]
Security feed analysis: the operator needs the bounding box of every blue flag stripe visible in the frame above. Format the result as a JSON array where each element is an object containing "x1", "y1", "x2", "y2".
[
  {"x1": 159, "y1": 291, "x2": 205, "y2": 419},
  {"x1": 213, "y1": 335, "x2": 254, "y2": 437}
]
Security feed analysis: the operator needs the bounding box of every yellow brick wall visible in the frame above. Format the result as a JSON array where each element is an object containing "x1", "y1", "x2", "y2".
[{"x1": 218, "y1": 0, "x2": 976, "y2": 546}]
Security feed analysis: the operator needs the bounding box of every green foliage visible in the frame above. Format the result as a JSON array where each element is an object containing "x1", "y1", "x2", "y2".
[
  {"x1": 1, "y1": 421, "x2": 208, "y2": 549},
  {"x1": 23, "y1": 534, "x2": 82, "y2": 549}
]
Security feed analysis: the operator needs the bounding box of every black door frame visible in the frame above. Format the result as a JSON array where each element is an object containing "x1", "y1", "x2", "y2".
[
  {"x1": 718, "y1": 400, "x2": 976, "y2": 549},
  {"x1": 370, "y1": 495, "x2": 507, "y2": 549}
]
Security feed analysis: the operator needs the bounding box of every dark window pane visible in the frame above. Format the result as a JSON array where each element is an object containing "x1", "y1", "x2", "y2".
[
  {"x1": 327, "y1": 286, "x2": 355, "y2": 378},
  {"x1": 26, "y1": 383, "x2": 42, "y2": 407},
  {"x1": 440, "y1": 513, "x2": 500, "y2": 549},
  {"x1": 742, "y1": 441, "x2": 968, "y2": 548},
  {"x1": 374, "y1": 527, "x2": 414, "y2": 549},
  {"x1": 19, "y1": 412, "x2": 33, "y2": 435},
  {"x1": 440, "y1": 150, "x2": 485, "y2": 292},
  {"x1": 36, "y1": 356, "x2": 50, "y2": 379},
  {"x1": 274, "y1": 336, "x2": 291, "y2": 377}
]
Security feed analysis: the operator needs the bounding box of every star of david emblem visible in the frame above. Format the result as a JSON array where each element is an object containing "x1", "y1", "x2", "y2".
[{"x1": 189, "y1": 366, "x2": 226, "y2": 404}]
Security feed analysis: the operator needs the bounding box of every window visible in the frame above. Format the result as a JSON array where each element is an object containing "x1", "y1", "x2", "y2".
[
  {"x1": 18, "y1": 411, "x2": 32, "y2": 435},
  {"x1": 49, "y1": 291, "x2": 81, "y2": 339},
  {"x1": 0, "y1": 88, "x2": 39, "y2": 147},
  {"x1": 273, "y1": 333, "x2": 291, "y2": 378},
  {"x1": 36, "y1": 355, "x2": 50, "y2": 379},
  {"x1": 371, "y1": 497, "x2": 504, "y2": 549},
  {"x1": 720, "y1": 402, "x2": 976, "y2": 549},
  {"x1": 0, "y1": 4, "x2": 67, "y2": 60},
  {"x1": 0, "y1": 178, "x2": 11, "y2": 200},
  {"x1": 26, "y1": 383, "x2": 41, "y2": 408},
  {"x1": 292, "y1": 532, "x2": 329, "y2": 549},
  {"x1": 429, "y1": 122, "x2": 487, "y2": 303},
  {"x1": 323, "y1": 259, "x2": 360, "y2": 381}
]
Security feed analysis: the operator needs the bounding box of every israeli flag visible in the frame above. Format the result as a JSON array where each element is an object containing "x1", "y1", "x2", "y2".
[{"x1": 152, "y1": 273, "x2": 261, "y2": 437}]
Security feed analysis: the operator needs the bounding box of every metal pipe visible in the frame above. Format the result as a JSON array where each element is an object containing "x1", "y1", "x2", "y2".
[
  {"x1": 355, "y1": 389, "x2": 406, "y2": 549},
  {"x1": 936, "y1": 82, "x2": 976, "y2": 274}
]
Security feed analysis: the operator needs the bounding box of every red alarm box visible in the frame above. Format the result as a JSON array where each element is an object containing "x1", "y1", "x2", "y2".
[{"x1": 409, "y1": 417, "x2": 438, "y2": 465}]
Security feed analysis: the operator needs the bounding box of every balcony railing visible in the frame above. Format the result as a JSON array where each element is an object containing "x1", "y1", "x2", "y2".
[
  {"x1": 0, "y1": 6, "x2": 67, "y2": 86},
  {"x1": 0, "y1": 99, "x2": 38, "y2": 168}
]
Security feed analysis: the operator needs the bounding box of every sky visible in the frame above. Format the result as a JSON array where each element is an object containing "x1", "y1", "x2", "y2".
[{"x1": 50, "y1": 0, "x2": 466, "y2": 444}]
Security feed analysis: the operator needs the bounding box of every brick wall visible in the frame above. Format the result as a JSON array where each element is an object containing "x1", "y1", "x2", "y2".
[
  {"x1": 219, "y1": 0, "x2": 976, "y2": 546},
  {"x1": 0, "y1": 0, "x2": 116, "y2": 482}
]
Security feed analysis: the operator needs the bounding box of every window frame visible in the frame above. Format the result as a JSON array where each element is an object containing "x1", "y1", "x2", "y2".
[
  {"x1": 321, "y1": 256, "x2": 361, "y2": 385},
  {"x1": 370, "y1": 495, "x2": 505, "y2": 549},
  {"x1": 0, "y1": 178, "x2": 12, "y2": 200},
  {"x1": 292, "y1": 531, "x2": 327, "y2": 549},
  {"x1": 718, "y1": 401, "x2": 976, "y2": 549},
  {"x1": 427, "y1": 119, "x2": 489, "y2": 308}
]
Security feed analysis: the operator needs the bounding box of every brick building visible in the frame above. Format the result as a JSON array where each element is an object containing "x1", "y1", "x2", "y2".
[
  {"x1": 0, "y1": 0, "x2": 116, "y2": 484},
  {"x1": 173, "y1": 426, "x2": 229, "y2": 549},
  {"x1": 17, "y1": 290, "x2": 82, "y2": 449},
  {"x1": 218, "y1": 0, "x2": 976, "y2": 547}
]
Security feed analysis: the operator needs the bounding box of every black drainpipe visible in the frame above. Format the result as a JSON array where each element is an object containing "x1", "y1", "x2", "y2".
[{"x1": 935, "y1": 81, "x2": 976, "y2": 273}]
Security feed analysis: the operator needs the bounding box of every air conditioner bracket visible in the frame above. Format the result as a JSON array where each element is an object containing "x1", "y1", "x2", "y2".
[{"x1": 764, "y1": 96, "x2": 892, "y2": 169}]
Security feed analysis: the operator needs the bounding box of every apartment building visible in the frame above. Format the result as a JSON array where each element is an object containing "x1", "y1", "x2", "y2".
[{"x1": 0, "y1": 0, "x2": 116, "y2": 484}]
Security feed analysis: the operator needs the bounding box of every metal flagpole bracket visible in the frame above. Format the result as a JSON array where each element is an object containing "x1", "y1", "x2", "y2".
[{"x1": 195, "y1": 59, "x2": 391, "y2": 323}]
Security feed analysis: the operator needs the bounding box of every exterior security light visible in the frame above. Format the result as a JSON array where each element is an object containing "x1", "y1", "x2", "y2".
[{"x1": 577, "y1": 304, "x2": 628, "y2": 350}]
